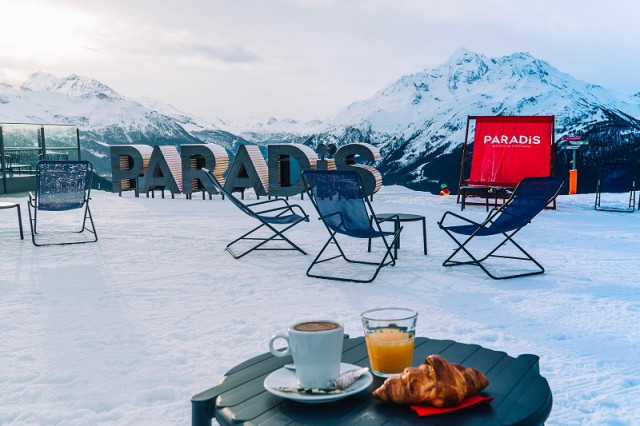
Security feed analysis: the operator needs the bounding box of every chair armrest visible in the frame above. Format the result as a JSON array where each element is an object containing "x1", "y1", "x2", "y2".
[
  {"x1": 254, "y1": 205, "x2": 290, "y2": 214},
  {"x1": 375, "y1": 214, "x2": 400, "y2": 223},
  {"x1": 246, "y1": 198, "x2": 292, "y2": 208},
  {"x1": 254, "y1": 202, "x2": 308, "y2": 219},
  {"x1": 438, "y1": 210, "x2": 481, "y2": 229},
  {"x1": 287, "y1": 203, "x2": 309, "y2": 220},
  {"x1": 371, "y1": 214, "x2": 399, "y2": 233},
  {"x1": 316, "y1": 211, "x2": 345, "y2": 228}
]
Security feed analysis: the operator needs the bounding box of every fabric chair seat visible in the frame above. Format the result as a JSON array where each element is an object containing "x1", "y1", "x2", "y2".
[
  {"x1": 333, "y1": 227, "x2": 394, "y2": 239},
  {"x1": 445, "y1": 220, "x2": 532, "y2": 236},
  {"x1": 38, "y1": 201, "x2": 87, "y2": 211},
  {"x1": 443, "y1": 224, "x2": 489, "y2": 236},
  {"x1": 261, "y1": 213, "x2": 306, "y2": 225}
]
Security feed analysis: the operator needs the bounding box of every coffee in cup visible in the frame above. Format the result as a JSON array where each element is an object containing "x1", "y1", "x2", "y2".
[
  {"x1": 293, "y1": 321, "x2": 340, "y2": 332},
  {"x1": 269, "y1": 320, "x2": 344, "y2": 389}
]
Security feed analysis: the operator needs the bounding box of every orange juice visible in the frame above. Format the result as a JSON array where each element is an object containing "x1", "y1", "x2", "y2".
[{"x1": 365, "y1": 328, "x2": 414, "y2": 374}]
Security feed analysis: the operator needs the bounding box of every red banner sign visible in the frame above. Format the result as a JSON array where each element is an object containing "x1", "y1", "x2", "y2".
[{"x1": 468, "y1": 116, "x2": 553, "y2": 187}]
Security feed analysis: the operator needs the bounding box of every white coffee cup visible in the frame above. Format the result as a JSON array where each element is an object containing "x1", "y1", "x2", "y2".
[{"x1": 269, "y1": 320, "x2": 344, "y2": 389}]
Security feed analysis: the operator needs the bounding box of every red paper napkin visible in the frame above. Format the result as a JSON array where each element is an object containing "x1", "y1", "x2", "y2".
[{"x1": 410, "y1": 395, "x2": 494, "y2": 417}]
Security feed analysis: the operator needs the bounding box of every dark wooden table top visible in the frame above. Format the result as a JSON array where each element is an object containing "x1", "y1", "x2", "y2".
[
  {"x1": 191, "y1": 337, "x2": 552, "y2": 426},
  {"x1": 375, "y1": 213, "x2": 425, "y2": 222}
]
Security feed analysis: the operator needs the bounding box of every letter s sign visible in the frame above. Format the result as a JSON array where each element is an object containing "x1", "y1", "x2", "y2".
[{"x1": 334, "y1": 143, "x2": 382, "y2": 197}]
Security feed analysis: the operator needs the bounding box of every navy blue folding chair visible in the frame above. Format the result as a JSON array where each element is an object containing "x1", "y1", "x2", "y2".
[
  {"x1": 201, "y1": 168, "x2": 309, "y2": 259},
  {"x1": 27, "y1": 160, "x2": 97, "y2": 246},
  {"x1": 302, "y1": 170, "x2": 401, "y2": 283},
  {"x1": 595, "y1": 163, "x2": 635, "y2": 212},
  {"x1": 438, "y1": 176, "x2": 565, "y2": 280}
]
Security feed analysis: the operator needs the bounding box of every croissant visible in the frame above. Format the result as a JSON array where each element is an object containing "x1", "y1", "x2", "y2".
[{"x1": 372, "y1": 354, "x2": 489, "y2": 407}]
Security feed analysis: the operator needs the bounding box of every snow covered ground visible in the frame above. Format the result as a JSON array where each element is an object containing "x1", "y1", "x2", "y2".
[{"x1": 1, "y1": 186, "x2": 639, "y2": 425}]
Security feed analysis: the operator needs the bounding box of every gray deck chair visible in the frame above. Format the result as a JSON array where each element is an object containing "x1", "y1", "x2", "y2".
[
  {"x1": 594, "y1": 163, "x2": 636, "y2": 212},
  {"x1": 201, "y1": 168, "x2": 309, "y2": 259},
  {"x1": 302, "y1": 170, "x2": 401, "y2": 283},
  {"x1": 439, "y1": 176, "x2": 565, "y2": 279},
  {"x1": 27, "y1": 160, "x2": 97, "y2": 246}
]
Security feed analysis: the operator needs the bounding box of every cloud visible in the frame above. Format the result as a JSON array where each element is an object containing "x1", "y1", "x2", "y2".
[
  {"x1": 4, "y1": 0, "x2": 640, "y2": 122},
  {"x1": 184, "y1": 43, "x2": 261, "y2": 63}
]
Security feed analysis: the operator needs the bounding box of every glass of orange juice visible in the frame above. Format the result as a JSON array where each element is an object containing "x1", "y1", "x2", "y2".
[{"x1": 361, "y1": 308, "x2": 417, "y2": 377}]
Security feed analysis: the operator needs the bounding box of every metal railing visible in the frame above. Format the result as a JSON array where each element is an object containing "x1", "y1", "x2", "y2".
[{"x1": 0, "y1": 124, "x2": 81, "y2": 194}]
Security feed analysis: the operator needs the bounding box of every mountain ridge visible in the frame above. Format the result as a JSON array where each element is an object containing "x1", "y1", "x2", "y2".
[
  {"x1": 1, "y1": 49, "x2": 639, "y2": 193},
  {"x1": 303, "y1": 48, "x2": 640, "y2": 192},
  {"x1": 0, "y1": 71, "x2": 250, "y2": 181}
]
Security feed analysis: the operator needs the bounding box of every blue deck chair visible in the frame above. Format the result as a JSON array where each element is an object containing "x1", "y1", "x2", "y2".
[
  {"x1": 438, "y1": 176, "x2": 565, "y2": 280},
  {"x1": 302, "y1": 170, "x2": 401, "y2": 283},
  {"x1": 595, "y1": 163, "x2": 635, "y2": 212},
  {"x1": 27, "y1": 160, "x2": 97, "y2": 246},
  {"x1": 201, "y1": 168, "x2": 309, "y2": 259}
]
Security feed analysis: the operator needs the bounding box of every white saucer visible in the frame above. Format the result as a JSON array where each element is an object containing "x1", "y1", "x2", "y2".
[{"x1": 263, "y1": 362, "x2": 373, "y2": 404}]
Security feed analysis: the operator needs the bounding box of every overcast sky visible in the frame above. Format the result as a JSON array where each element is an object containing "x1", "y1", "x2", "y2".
[{"x1": 2, "y1": 0, "x2": 639, "y2": 123}]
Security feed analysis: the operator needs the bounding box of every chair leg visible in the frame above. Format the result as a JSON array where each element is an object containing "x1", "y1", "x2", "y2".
[
  {"x1": 367, "y1": 216, "x2": 373, "y2": 253},
  {"x1": 27, "y1": 201, "x2": 39, "y2": 246},
  {"x1": 442, "y1": 231, "x2": 481, "y2": 267},
  {"x1": 595, "y1": 190, "x2": 636, "y2": 212},
  {"x1": 421, "y1": 217, "x2": 427, "y2": 255},
  {"x1": 391, "y1": 219, "x2": 399, "y2": 259},
  {"x1": 15, "y1": 204, "x2": 24, "y2": 240},
  {"x1": 442, "y1": 228, "x2": 544, "y2": 280},
  {"x1": 306, "y1": 228, "x2": 401, "y2": 283},
  {"x1": 28, "y1": 202, "x2": 98, "y2": 246},
  {"x1": 461, "y1": 188, "x2": 466, "y2": 211},
  {"x1": 226, "y1": 222, "x2": 269, "y2": 258},
  {"x1": 226, "y1": 220, "x2": 307, "y2": 259},
  {"x1": 82, "y1": 204, "x2": 98, "y2": 242},
  {"x1": 307, "y1": 238, "x2": 381, "y2": 283}
]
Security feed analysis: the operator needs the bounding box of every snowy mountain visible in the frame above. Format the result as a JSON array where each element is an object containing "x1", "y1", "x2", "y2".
[
  {"x1": 237, "y1": 117, "x2": 326, "y2": 144},
  {"x1": 0, "y1": 72, "x2": 249, "y2": 182},
  {"x1": 303, "y1": 47, "x2": 640, "y2": 192},
  {"x1": 2, "y1": 48, "x2": 640, "y2": 193}
]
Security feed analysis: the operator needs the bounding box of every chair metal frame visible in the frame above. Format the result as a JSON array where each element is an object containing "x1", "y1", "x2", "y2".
[
  {"x1": 302, "y1": 170, "x2": 401, "y2": 283},
  {"x1": 27, "y1": 160, "x2": 97, "y2": 247},
  {"x1": 594, "y1": 162, "x2": 636, "y2": 213},
  {"x1": 201, "y1": 168, "x2": 309, "y2": 259},
  {"x1": 439, "y1": 176, "x2": 565, "y2": 280},
  {"x1": 0, "y1": 201, "x2": 24, "y2": 239}
]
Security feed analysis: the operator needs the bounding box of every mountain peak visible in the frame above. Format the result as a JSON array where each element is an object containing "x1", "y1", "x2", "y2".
[
  {"x1": 446, "y1": 46, "x2": 478, "y2": 62},
  {"x1": 505, "y1": 51, "x2": 535, "y2": 61},
  {"x1": 21, "y1": 72, "x2": 123, "y2": 100},
  {"x1": 442, "y1": 48, "x2": 490, "y2": 90}
]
